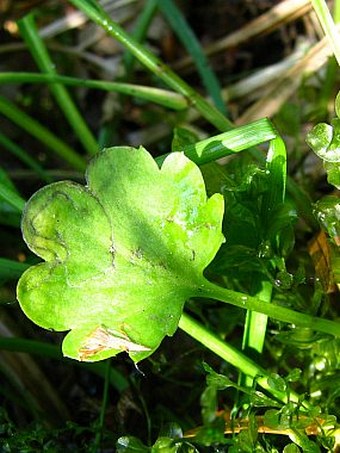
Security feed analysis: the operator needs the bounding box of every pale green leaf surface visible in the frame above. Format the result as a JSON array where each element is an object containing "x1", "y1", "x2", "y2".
[
  {"x1": 17, "y1": 147, "x2": 224, "y2": 362},
  {"x1": 306, "y1": 119, "x2": 340, "y2": 162},
  {"x1": 324, "y1": 160, "x2": 340, "y2": 189}
]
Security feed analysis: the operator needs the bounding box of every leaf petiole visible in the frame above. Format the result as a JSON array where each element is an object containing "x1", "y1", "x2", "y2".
[{"x1": 196, "y1": 279, "x2": 340, "y2": 337}]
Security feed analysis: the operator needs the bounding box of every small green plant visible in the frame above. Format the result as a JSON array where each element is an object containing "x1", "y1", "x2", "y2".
[
  {"x1": 1, "y1": 0, "x2": 340, "y2": 450},
  {"x1": 15, "y1": 121, "x2": 340, "y2": 450},
  {"x1": 16, "y1": 133, "x2": 340, "y2": 362}
]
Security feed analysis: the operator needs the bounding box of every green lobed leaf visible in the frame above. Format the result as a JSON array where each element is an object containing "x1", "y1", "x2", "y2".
[{"x1": 17, "y1": 147, "x2": 224, "y2": 362}]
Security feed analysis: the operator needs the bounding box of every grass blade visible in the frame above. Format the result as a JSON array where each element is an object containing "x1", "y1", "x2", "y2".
[
  {"x1": 0, "y1": 258, "x2": 30, "y2": 280},
  {"x1": 123, "y1": 0, "x2": 158, "y2": 75},
  {"x1": 179, "y1": 313, "x2": 302, "y2": 405},
  {"x1": 159, "y1": 0, "x2": 226, "y2": 115},
  {"x1": 0, "y1": 95, "x2": 86, "y2": 171},
  {"x1": 0, "y1": 72, "x2": 188, "y2": 111},
  {"x1": 0, "y1": 131, "x2": 52, "y2": 183},
  {"x1": 0, "y1": 182, "x2": 25, "y2": 212},
  {"x1": 241, "y1": 136, "x2": 287, "y2": 385},
  {"x1": 262, "y1": 136, "x2": 287, "y2": 229},
  {"x1": 18, "y1": 13, "x2": 98, "y2": 156},
  {"x1": 161, "y1": 118, "x2": 277, "y2": 165}
]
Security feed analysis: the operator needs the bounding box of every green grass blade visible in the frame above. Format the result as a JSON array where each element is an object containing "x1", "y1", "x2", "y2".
[
  {"x1": 0, "y1": 95, "x2": 86, "y2": 171},
  {"x1": 179, "y1": 313, "x2": 302, "y2": 405},
  {"x1": 241, "y1": 282, "x2": 272, "y2": 388},
  {"x1": 262, "y1": 135, "x2": 287, "y2": 223},
  {"x1": 157, "y1": 118, "x2": 277, "y2": 165},
  {"x1": 123, "y1": 0, "x2": 158, "y2": 75},
  {"x1": 0, "y1": 131, "x2": 52, "y2": 183},
  {"x1": 68, "y1": 0, "x2": 232, "y2": 132},
  {"x1": 0, "y1": 181, "x2": 25, "y2": 212},
  {"x1": 241, "y1": 136, "x2": 287, "y2": 384},
  {"x1": 18, "y1": 13, "x2": 98, "y2": 156},
  {"x1": 0, "y1": 258, "x2": 30, "y2": 280},
  {"x1": 159, "y1": 0, "x2": 226, "y2": 115},
  {"x1": 0, "y1": 72, "x2": 188, "y2": 111},
  {"x1": 0, "y1": 169, "x2": 22, "y2": 225}
]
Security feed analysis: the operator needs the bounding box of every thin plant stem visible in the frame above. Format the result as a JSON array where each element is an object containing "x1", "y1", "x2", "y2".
[
  {"x1": 93, "y1": 359, "x2": 111, "y2": 452},
  {"x1": 0, "y1": 72, "x2": 188, "y2": 111},
  {"x1": 196, "y1": 279, "x2": 340, "y2": 337},
  {"x1": 0, "y1": 258, "x2": 30, "y2": 280}
]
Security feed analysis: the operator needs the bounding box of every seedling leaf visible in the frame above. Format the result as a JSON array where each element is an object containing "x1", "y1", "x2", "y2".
[
  {"x1": 306, "y1": 119, "x2": 340, "y2": 163},
  {"x1": 17, "y1": 147, "x2": 224, "y2": 362}
]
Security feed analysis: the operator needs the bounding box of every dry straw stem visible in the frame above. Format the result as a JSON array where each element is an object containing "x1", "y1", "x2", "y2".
[
  {"x1": 173, "y1": 0, "x2": 312, "y2": 72},
  {"x1": 185, "y1": 412, "x2": 340, "y2": 440},
  {"x1": 221, "y1": 42, "x2": 309, "y2": 104},
  {"x1": 237, "y1": 25, "x2": 340, "y2": 124}
]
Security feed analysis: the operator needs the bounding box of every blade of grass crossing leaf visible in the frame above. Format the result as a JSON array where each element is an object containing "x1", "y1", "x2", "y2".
[
  {"x1": 241, "y1": 282, "x2": 272, "y2": 388},
  {"x1": 0, "y1": 72, "x2": 188, "y2": 111},
  {"x1": 0, "y1": 132, "x2": 52, "y2": 183},
  {"x1": 241, "y1": 136, "x2": 287, "y2": 386},
  {"x1": 262, "y1": 136, "x2": 287, "y2": 223},
  {"x1": 18, "y1": 14, "x2": 98, "y2": 156},
  {"x1": 68, "y1": 0, "x2": 232, "y2": 132},
  {"x1": 0, "y1": 95, "x2": 86, "y2": 171},
  {"x1": 159, "y1": 0, "x2": 226, "y2": 115}
]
